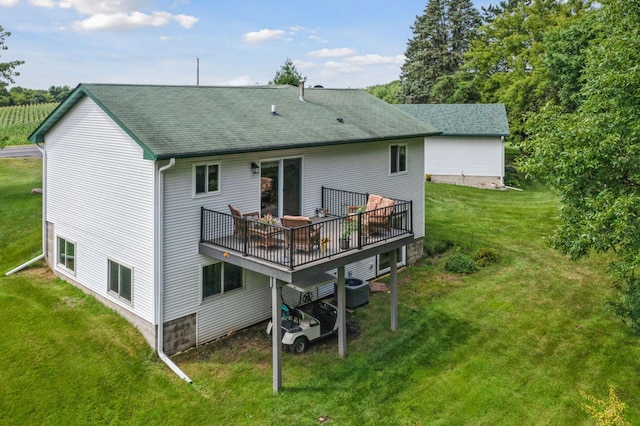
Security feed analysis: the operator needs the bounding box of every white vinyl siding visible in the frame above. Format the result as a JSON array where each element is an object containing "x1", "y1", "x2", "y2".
[
  {"x1": 425, "y1": 136, "x2": 504, "y2": 178},
  {"x1": 45, "y1": 96, "x2": 155, "y2": 321},
  {"x1": 161, "y1": 137, "x2": 424, "y2": 345}
]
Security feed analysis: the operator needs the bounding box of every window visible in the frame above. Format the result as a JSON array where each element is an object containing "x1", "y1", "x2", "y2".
[
  {"x1": 202, "y1": 262, "x2": 243, "y2": 299},
  {"x1": 194, "y1": 163, "x2": 220, "y2": 196},
  {"x1": 108, "y1": 259, "x2": 132, "y2": 303},
  {"x1": 57, "y1": 236, "x2": 75, "y2": 273},
  {"x1": 390, "y1": 144, "x2": 407, "y2": 174},
  {"x1": 377, "y1": 247, "x2": 406, "y2": 275}
]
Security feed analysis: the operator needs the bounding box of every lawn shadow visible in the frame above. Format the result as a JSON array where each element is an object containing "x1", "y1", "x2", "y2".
[{"x1": 283, "y1": 308, "x2": 476, "y2": 406}]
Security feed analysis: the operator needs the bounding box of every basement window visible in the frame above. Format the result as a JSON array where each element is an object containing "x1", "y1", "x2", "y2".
[
  {"x1": 57, "y1": 236, "x2": 76, "y2": 273},
  {"x1": 202, "y1": 262, "x2": 243, "y2": 299},
  {"x1": 108, "y1": 259, "x2": 133, "y2": 303}
]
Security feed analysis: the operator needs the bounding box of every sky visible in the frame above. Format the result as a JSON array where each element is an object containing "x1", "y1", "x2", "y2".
[{"x1": 0, "y1": 0, "x2": 493, "y2": 90}]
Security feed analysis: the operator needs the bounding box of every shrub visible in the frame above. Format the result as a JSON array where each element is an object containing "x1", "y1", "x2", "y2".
[
  {"x1": 579, "y1": 385, "x2": 629, "y2": 426},
  {"x1": 611, "y1": 276, "x2": 640, "y2": 335},
  {"x1": 444, "y1": 251, "x2": 479, "y2": 274},
  {"x1": 424, "y1": 239, "x2": 454, "y2": 257},
  {"x1": 473, "y1": 247, "x2": 501, "y2": 267},
  {"x1": 504, "y1": 166, "x2": 520, "y2": 188},
  {"x1": 425, "y1": 173, "x2": 432, "y2": 182}
]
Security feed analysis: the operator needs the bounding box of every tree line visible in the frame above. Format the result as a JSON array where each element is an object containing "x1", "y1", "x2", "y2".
[
  {"x1": 396, "y1": 0, "x2": 640, "y2": 333},
  {"x1": 373, "y1": 0, "x2": 594, "y2": 142},
  {"x1": 0, "y1": 85, "x2": 71, "y2": 107}
]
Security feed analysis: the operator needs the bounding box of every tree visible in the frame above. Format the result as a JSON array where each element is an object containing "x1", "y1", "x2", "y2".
[
  {"x1": 463, "y1": 0, "x2": 591, "y2": 141},
  {"x1": 48, "y1": 85, "x2": 71, "y2": 102},
  {"x1": 430, "y1": 70, "x2": 481, "y2": 103},
  {"x1": 0, "y1": 26, "x2": 24, "y2": 88},
  {"x1": 542, "y1": 8, "x2": 599, "y2": 112},
  {"x1": 399, "y1": 0, "x2": 481, "y2": 103},
  {"x1": 268, "y1": 58, "x2": 305, "y2": 86},
  {"x1": 521, "y1": 0, "x2": 640, "y2": 332},
  {"x1": 366, "y1": 81, "x2": 402, "y2": 104}
]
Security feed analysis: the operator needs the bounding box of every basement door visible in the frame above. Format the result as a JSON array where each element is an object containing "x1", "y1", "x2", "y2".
[{"x1": 260, "y1": 157, "x2": 302, "y2": 217}]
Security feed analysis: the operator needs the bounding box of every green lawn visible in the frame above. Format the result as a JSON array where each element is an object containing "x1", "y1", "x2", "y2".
[{"x1": 1, "y1": 158, "x2": 638, "y2": 425}]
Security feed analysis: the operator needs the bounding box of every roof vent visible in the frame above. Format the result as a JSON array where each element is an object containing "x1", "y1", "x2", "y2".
[
  {"x1": 337, "y1": 118, "x2": 344, "y2": 123},
  {"x1": 299, "y1": 79, "x2": 306, "y2": 102}
]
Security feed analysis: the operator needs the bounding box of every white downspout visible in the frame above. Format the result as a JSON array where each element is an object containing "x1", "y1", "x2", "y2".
[
  {"x1": 155, "y1": 158, "x2": 192, "y2": 383},
  {"x1": 6, "y1": 142, "x2": 46, "y2": 276},
  {"x1": 500, "y1": 136, "x2": 505, "y2": 187}
]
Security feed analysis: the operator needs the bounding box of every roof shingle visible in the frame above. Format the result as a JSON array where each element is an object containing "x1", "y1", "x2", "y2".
[
  {"x1": 31, "y1": 84, "x2": 440, "y2": 160},
  {"x1": 395, "y1": 104, "x2": 510, "y2": 137}
]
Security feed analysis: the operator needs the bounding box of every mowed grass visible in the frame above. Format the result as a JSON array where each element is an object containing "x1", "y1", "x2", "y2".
[{"x1": 1, "y1": 158, "x2": 639, "y2": 425}]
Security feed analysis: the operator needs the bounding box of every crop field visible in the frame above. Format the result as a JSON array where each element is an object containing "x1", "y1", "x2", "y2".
[{"x1": 0, "y1": 103, "x2": 58, "y2": 146}]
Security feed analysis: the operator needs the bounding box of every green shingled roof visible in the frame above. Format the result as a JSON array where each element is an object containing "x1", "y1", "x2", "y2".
[
  {"x1": 395, "y1": 104, "x2": 510, "y2": 137},
  {"x1": 30, "y1": 84, "x2": 440, "y2": 160}
]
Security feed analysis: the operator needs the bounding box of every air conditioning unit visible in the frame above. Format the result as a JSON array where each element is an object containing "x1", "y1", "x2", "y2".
[{"x1": 334, "y1": 278, "x2": 369, "y2": 309}]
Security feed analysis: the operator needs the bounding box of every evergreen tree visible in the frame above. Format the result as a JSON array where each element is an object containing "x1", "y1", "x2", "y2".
[
  {"x1": 268, "y1": 58, "x2": 305, "y2": 86},
  {"x1": 400, "y1": 0, "x2": 481, "y2": 103}
]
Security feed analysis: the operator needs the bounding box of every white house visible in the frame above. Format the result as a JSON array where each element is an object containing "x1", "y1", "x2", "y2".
[
  {"x1": 26, "y1": 83, "x2": 439, "y2": 390},
  {"x1": 396, "y1": 104, "x2": 510, "y2": 187}
]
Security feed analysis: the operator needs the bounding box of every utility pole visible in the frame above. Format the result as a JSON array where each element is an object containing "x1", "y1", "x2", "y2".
[{"x1": 196, "y1": 57, "x2": 200, "y2": 86}]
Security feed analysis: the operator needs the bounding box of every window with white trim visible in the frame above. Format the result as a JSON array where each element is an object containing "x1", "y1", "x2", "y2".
[
  {"x1": 377, "y1": 247, "x2": 406, "y2": 275},
  {"x1": 57, "y1": 236, "x2": 75, "y2": 273},
  {"x1": 108, "y1": 259, "x2": 132, "y2": 303},
  {"x1": 202, "y1": 262, "x2": 243, "y2": 299},
  {"x1": 194, "y1": 162, "x2": 220, "y2": 196},
  {"x1": 390, "y1": 144, "x2": 407, "y2": 174}
]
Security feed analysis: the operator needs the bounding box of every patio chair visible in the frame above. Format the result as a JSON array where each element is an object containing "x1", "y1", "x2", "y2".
[
  {"x1": 228, "y1": 204, "x2": 259, "y2": 236},
  {"x1": 281, "y1": 215, "x2": 324, "y2": 252},
  {"x1": 362, "y1": 194, "x2": 395, "y2": 235}
]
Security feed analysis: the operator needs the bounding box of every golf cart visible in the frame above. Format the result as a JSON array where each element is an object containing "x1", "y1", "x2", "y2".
[{"x1": 266, "y1": 297, "x2": 339, "y2": 354}]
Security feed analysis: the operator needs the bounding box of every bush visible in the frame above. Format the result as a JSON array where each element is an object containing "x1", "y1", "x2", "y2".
[
  {"x1": 473, "y1": 247, "x2": 501, "y2": 267},
  {"x1": 444, "y1": 251, "x2": 479, "y2": 274},
  {"x1": 424, "y1": 239, "x2": 454, "y2": 257},
  {"x1": 611, "y1": 276, "x2": 640, "y2": 335},
  {"x1": 504, "y1": 166, "x2": 520, "y2": 188}
]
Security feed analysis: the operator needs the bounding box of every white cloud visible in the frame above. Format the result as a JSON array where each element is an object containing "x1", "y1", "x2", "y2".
[
  {"x1": 308, "y1": 35, "x2": 328, "y2": 43},
  {"x1": 308, "y1": 47, "x2": 356, "y2": 58},
  {"x1": 346, "y1": 54, "x2": 405, "y2": 66},
  {"x1": 243, "y1": 28, "x2": 285, "y2": 43},
  {"x1": 74, "y1": 11, "x2": 172, "y2": 31},
  {"x1": 174, "y1": 14, "x2": 198, "y2": 29},
  {"x1": 0, "y1": 0, "x2": 20, "y2": 6},
  {"x1": 294, "y1": 60, "x2": 319, "y2": 70},
  {"x1": 324, "y1": 60, "x2": 363, "y2": 73},
  {"x1": 26, "y1": 0, "x2": 198, "y2": 31},
  {"x1": 29, "y1": 0, "x2": 55, "y2": 6},
  {"x1": 220, "y1": 76, "x2": 256, "y2": 86}
]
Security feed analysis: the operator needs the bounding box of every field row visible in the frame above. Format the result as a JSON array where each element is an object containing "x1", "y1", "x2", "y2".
[
  {"x1": 0, "y1": 103, "x2": 58, "y2": 127},
  {"x1": 0, "y1": 103, "x2": 58, "y2": 145}
]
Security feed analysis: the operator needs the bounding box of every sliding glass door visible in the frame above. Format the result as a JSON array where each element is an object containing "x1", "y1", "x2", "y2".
[{"x1": 260, "y1": 157, "x2": 301, "y2": 217}]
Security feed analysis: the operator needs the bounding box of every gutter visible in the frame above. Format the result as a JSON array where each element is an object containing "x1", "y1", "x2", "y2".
[
  {"x1": 155, "y1": 158, "x2": 192, "y2": 383},
  {"x1": 5, "y1": 142, "x2": 46, "y2": 276}
]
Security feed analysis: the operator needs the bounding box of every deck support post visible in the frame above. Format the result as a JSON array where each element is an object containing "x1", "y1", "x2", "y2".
[
  {"x1": 337, "y1": 266, "x2": 347, "y2": 358},
  {"x1": 390, "y1": 249, "x2": 398, "y2": 332},
  {"x1": 271, "y1": 276, "x2": 282, "y2": 392}
]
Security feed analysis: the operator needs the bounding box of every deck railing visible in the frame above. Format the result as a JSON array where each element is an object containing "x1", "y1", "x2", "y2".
[{"x1": 200, "y1": 188, "x2": 413, "y2": 270}]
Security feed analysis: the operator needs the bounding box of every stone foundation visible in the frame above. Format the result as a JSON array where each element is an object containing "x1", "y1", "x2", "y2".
[
  {"x1": 163, "y1": 314, "x2": 197, "y2": 355},
  {"x1": 429, "y1": 175, "x2": 502, "y2": 188},
  {"x1": 407, "y1": 237, "x2": 424, "y2": 265}
]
